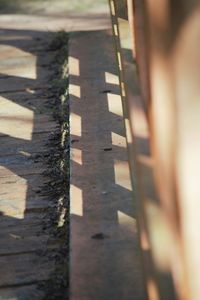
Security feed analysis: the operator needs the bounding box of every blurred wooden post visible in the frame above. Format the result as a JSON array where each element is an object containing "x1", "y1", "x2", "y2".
[{"x1": 109, "y1": 1, "x2": 200, "y2": 300}]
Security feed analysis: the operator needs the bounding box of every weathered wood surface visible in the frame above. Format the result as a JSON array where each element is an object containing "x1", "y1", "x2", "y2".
[{"x1": 0, "y1": 15, "x2": 62, "y2": 300}]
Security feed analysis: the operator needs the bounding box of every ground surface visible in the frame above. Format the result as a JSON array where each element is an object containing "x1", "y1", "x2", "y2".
[{"x1": 0, "y1": 1, "x2": 145, "y2": 300}]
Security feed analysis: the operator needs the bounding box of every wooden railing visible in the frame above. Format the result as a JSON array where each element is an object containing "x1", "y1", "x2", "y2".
[{"x1": 109, "y1": 1, "x2": 200, "y2": 300}]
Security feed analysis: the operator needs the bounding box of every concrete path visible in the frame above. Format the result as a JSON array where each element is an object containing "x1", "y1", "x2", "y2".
[{"x1": 69, "y1": 27, "x2": 145, "y2": 300}]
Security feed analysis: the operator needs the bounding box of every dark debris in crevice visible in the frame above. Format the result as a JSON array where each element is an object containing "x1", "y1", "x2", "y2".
[{"x1": 34, "y1": 31, "x2": 70, "y2": 300}]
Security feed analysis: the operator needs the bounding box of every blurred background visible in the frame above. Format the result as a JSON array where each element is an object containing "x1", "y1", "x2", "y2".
[{"x1": 0, "y1": 0, "x2": 108, "y2": 14}]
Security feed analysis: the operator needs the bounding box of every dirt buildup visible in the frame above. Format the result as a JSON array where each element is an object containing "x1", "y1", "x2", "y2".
[{"x1": 36, "y1": 31, "x2": 70, "y2": 300}]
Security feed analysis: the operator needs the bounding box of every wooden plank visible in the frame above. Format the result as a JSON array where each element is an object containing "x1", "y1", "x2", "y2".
[
  {"x1": 0, "y1": 10, "x2": 69, "y2": 300},
  {"x1": 0, "y1": 253, "x2": 54, "y2": 287},
  {"x1": 0, "y1": 223, "x2": 45, "y2": 240},
  {"x1": 0, "y1": 235, "x2": 57, "y2": 256},
  {"x1": 0, "y1": 197, "x2": 50, "y2": 217},
  {"x1": 0, "y1": 284, "x2": 44, "y2": 300},
  {"x1": 0, "y1": 132, "x2": 54, "y2": 156},
  {"x1": 0, "y1": 165, "x2": 45, "y2": 178}
]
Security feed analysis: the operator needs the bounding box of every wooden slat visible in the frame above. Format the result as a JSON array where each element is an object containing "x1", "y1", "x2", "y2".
[
  {"x1": 0, "y1": 253, "x2": 54, "y2": 287},
  {"x1": 0, "y1": 284, "x2": 44, "y2": 300},
  {"x1": 0, "y1": 20, "x2": 63, "y2": 299}
]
